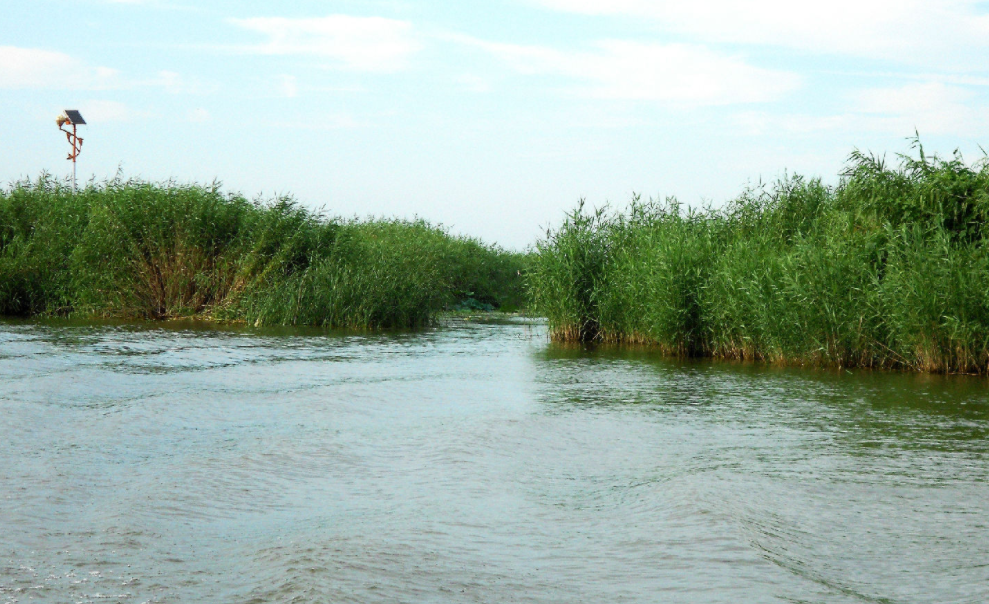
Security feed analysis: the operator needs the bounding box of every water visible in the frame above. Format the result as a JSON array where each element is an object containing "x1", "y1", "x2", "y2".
[{"x1": 1, "y1": 317, "x2": 987, "y2": 604}]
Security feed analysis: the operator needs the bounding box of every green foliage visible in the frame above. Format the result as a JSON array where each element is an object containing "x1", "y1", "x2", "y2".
[
  {"x1": 238, "y1": 220, "x2": 447, "y2": 328},
  {"x1": 0, "y1": 174, "x2": 89, "y2": 315},
  {"x1": 0, "y1": 177, "x2": 525, "y2": 328},
  {"x1": 595, "y1": 198, "x2": 723, "y2": 354},
  {"x1": 530, "y1": 140, "x2": 989, "y2": 374},
  {"x1": 436, "y1": 234, "x2": 527, "y2": 312},
  {"x1": 528, "y1": 199, "x2": 611, "y2": 341},
  {"x1": 881, "y1": 225, "x2": 989, "y2": 373}
]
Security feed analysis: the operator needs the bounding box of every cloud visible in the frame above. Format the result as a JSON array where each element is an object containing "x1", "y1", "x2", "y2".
[
  {"x1": 269, "y1": 114, "x2": 363, "y2": 130},
  {"x1": 530, "y1": 0, "x2": 989, "y2": 68},
  {"x1": 144, "y1": 70, "x2": 208, "y2": 94},
  {"x1": 732, "y1": 111, "x2": 858, "y2": 136},
  {"x1": 457, "y1": 74, "x2": 491, "y2": 93},
  {"x1": 463, "y1": 37, "x2": 798, "y2": 104},
  {"x1": 278, "y1": 74, "x2": 298, "y2": 98},
  {"x1": 77, "y1": 100, "x2": 151, "y2": 123},
  {"x1": 0, "y1": 47, "x2": 205, "y2": 95},
  {"x1": 229, "y1": 15, "x2": 421, "y2": 72},
  {"x1": 853, "y1": 81, "x2": 988, "y2": 136},
  {"x1": 734, "y1": 82, "x2": 989, "y2": 137},
  {"x1": 0, "y1": 46, "x2": 120, "y2": 89},
  {"x1": 186, "y1": 108, "x2": 211, "y2": 123}
]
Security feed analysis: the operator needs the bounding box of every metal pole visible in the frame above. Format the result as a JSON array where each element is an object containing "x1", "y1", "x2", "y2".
[{"x1": 72, "y1": 123, "x2": 77, "y2": 193}]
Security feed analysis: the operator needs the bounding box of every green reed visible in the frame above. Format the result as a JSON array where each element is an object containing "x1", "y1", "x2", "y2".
[
  {"x1": 0, "y1": 175, "x2": 525, "y2": 328},
  {"x1": 529, "y1": 139, "x2": 989, "y2": 374}
]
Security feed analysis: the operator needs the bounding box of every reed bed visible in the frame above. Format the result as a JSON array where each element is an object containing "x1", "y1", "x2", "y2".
[
  {"x1": 529, "y1": 140, "x2": 989, "y2": 374},
  {"x1": 0, "y1": 175, "x2": 525, "y2": 328}
]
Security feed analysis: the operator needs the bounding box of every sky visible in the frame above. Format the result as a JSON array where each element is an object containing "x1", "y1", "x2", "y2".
[{"x1": 3, "y1": 0, "x2": 989, "y2": 249}]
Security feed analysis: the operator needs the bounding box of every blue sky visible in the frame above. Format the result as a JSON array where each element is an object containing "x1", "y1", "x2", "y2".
[{"x1": 3, "y1": 0, "x2": 989, "y2": 249}]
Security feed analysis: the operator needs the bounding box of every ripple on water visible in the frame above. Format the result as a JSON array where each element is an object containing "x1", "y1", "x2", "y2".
[{"x1": 1, "y1": 318, "x2": 987, "y2": 603}]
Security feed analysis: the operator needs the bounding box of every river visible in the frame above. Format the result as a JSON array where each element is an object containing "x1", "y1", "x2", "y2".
[{"x1": 1, "y1": 317, "x2": 987, "y2": 603}]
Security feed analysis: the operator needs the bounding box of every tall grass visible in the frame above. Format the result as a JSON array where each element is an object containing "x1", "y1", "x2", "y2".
[
  {"x1": 0, "y1": 175, "x2": 525, "y2": 328},
  {"x1": 529, "y1": 139, "x2": 989, "y2": 374}
]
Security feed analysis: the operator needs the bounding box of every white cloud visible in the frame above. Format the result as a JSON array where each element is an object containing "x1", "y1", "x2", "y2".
[
  {"x1": 278, "y1": 74, "x2": 298, "y2": 98},
  {"x1": 853, "y1": 81, "x2": 988, "y2": 136},
  {"x1": 229, "y1": 15, "x2": 421, "y2": 72},
  {"x1": 78, "y1": 100, "x2": 151, "y2": 123},
  {"x1": 0, "y1": 47, "x2": 204, "y2": 96},
  {"x1": 457, "y1": 74, "x2": 491, "y2": 93},
  {"x1": 732, "y1": 111, "x2": 858, "y2": 136},
  {"x1": 464, "y1": 37, "x2": 798, "y2": 104},
  {"x1": 531, "y1": 0, "x2": 989, "y2": 68},
  {"x1": 187, "y1": 107, "x2": 211, "y2": 123},
  {"x1": 270, "y1": 114, "x2": 363, "y2": 130},
  {"x1": 146, "y1": 70, "x2": 203, "y2": 94},
  {"x1": 734, "y1": 82, "x2": 989, "y2": 137},
  {"x1": 0, "y1": 46, "x2": 120, "y2": 89}
]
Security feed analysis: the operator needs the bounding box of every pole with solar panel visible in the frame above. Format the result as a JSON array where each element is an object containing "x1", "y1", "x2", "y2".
[{"x1": 56, "y1": 110, "x2": 86, "y2": 193}]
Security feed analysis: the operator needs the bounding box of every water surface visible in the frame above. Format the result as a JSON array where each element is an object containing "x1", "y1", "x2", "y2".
[{"x1": 1, "y1": 317, "x2": 987, "y2": 603}]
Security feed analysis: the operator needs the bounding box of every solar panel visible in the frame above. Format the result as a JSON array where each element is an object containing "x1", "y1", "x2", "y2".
[{"x1": 63, "y1": 110, "x2": 86, "y2": 125}]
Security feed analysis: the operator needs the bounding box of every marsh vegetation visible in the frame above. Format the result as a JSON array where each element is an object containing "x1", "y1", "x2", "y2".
[
  {"x1": 529, "y1": 140, "x2": 989, "y2": 374},
  {"x1": 0, "y1": 176, "x2": 525, "y2": 328},
  {"x1": 4, "y1": 139, "x2": 989, "y2": 374}
]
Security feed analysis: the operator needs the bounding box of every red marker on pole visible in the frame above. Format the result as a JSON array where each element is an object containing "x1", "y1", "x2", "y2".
[{"x1": 56, "y1": 110, "x2": 86, "y2": 192}]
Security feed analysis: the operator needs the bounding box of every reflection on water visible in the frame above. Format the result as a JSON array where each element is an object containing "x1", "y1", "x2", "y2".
[{"x1": 1, "y1": 317, "x2": 986, "y2": 603}]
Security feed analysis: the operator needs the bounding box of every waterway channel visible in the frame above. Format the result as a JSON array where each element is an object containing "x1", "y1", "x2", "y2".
[{"x1": 1, "y1": 317, "x2": 987, "y2": 603}]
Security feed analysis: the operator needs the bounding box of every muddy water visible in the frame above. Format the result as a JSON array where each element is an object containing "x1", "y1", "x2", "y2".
[{"x1": 1, "y1": 317, "x2": 987, "y2": 603}]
